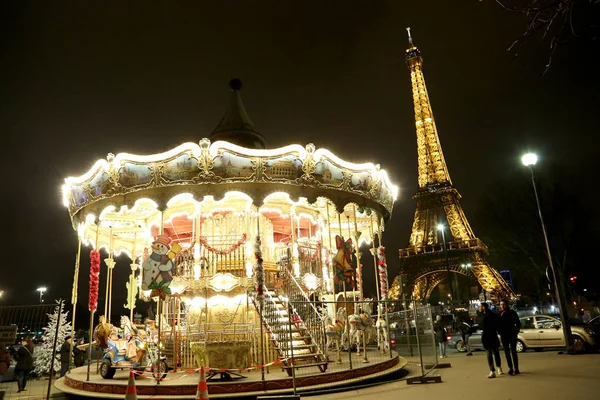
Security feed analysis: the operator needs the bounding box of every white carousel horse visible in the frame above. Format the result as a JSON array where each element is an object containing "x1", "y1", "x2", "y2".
[
  {"x1": 120, "y1": 315, "x2": 137, "y2": 338},
  {"x1": 324, "y1": 315, "x2": 345, "y2": 363},
  {"x1": 375, "y1": 305, "x2": 390, "y2": 354},
  {"x1": 348, "y1": 308, "x2": 375, "y2": 356}
]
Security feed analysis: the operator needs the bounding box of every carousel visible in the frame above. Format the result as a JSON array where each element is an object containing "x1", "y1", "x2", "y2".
[{"x1": 57, "y1": 80, "x2": 405, "y2": 398}]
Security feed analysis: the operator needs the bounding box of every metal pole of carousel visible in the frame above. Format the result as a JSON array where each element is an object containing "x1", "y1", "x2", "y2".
[
  {"x1": 107, "y1": 227, "x2": 115, "y2": 323},
  {"x1": 69, "y1": 234, "x2": 82, "y2": 371},
  {"x1": 368, "y1": 213, "x2": 383, "y2": 354},
  {"x1": 256, "y1": 209, "x2": 266, "y2": 384},
  {"x1": 352, "y1": 205, "x2": 368, "y2": 364},
  {"x1": 156, "y1": 209, "x2": 164, "y2": 386},
  {"x1": 338, "y1": 210, "x2": 352, "y2": 370},
  {"x1": 325, "y1": 202, "x2": 342, "y2": 364},
  {"x1": 376, "y1": 217, "x2": 392, "y2": 359}
]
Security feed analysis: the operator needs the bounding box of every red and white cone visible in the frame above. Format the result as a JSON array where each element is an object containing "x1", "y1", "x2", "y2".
[
  {"x1": 195, "y1": 366, "x2": 209, "y2": 400},
  {"x1": 125, "y1": 369, "x2": 137, "y2": 400}
]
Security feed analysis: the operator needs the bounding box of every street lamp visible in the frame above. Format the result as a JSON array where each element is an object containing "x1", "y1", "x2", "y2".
[
  {"x1": 37, "y1": 287, "x2": 47, "y2": 303},
  {"x1": 521, "y1": 152, "x2": 572, "y2": 350},
  {"x1": 437, "y1": 224, "x2": 454, "y2": 302}
]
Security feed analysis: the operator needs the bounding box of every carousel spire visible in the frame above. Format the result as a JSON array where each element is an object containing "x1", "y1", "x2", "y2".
[{"x1": 210, "y1": 79, "x2": 267, "y2": 149}]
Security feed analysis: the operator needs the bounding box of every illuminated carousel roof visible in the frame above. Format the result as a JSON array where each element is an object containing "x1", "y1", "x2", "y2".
[{"x1": 62, "y1": 81, "x2": 399, "y2": 228}]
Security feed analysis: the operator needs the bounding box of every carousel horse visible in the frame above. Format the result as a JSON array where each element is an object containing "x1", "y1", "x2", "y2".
[
  {"x1": 348, "y1": 308, "x2": 375, "y2": 356},
  {"x1": 324, "y1": 314, "x2": 345, "y2": 363},
  {"x1": 375, "y1": 304, "x2": 390, "y2": 354},
  {"x1": 93, "y1": 315, "x2": 113, "y2": 349}
]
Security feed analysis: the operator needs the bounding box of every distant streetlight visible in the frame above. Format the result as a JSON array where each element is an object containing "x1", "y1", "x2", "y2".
[
  {"x1": 437, "y1": 224, "x2": 454, "y2": 302},
  {"x1": 0, "y1": 290, "x2": 4, "y2": 299},
  {"x1": 522, "y1": 152, "x2": 571, "y2": 350},
  {"x1": 37, "y1": 287, "x2": 47, "y2": 303}
]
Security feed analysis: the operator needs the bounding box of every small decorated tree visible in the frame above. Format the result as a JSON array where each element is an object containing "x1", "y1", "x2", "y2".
[{"x1": 33, "y1": 300, "x2": 71, "y2": 376}]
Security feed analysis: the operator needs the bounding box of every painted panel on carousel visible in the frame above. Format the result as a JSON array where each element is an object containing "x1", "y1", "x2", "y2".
[
  {"x1": 350, "y1": 171, "x2": 373, "y2": 192},
  {"x1": 313, "y1": 159, "x2": 344, "y2": 186},
  {"x1": 119, "y1": 162, "x2": 153, "y2": 188},
  {"x1": 161, "y1": 153, "x2": 201, "y2": 182},
  {"x1": 142, "y1": 235, "x2": 182, "y2": 297},
  {"x1": 262, "y1": 154, "x2": 303, "y2": 181},
  {"x1": 89, "y1": 171, "x2": 110, "y2": 197},
  {"x1": 71, "y1": 185, "x2": 88, "y2": 207},
  {"x1": 212, "y1": 151, "x2": 255, "y2": 180}
]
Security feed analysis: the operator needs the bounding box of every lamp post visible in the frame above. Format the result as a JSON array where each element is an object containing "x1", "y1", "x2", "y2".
[
  {"x1": 37, "y1": 287, "x2": 47, "y2": 303},
  {"x1": 521, "y1": 153, "x2": 571, "y2": 350},
  {"x1": 437, "y1": 224, "x2": 454, "y2": 302}
]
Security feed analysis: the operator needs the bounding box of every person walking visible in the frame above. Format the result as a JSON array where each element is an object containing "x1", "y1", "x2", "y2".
[
  {"x1": 0, "y1": 346, "x2": 11, "y2": 383},
  {"x1": 499, "y1": 300, "x2": 521, "y2": 375},
  {"x1": 15, "y1": 337, "x2": 34, "y2": 393},
  {"x1": 459, "y1": 317, "x2": 474, "y2": 356},
  {"x1": 479, "y1": 303, "x2": 503, "y2": 378},
  {"x1": 60, "y1": 336, "x2": 72, "y2": 377},
  {"x1": 434, "y1": 315, "x2": 448, "y2": 358}
]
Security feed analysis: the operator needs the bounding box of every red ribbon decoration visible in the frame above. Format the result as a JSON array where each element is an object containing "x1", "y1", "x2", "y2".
[{"x1": 88, "y1": 249, "x2": 101, "y2": 311}]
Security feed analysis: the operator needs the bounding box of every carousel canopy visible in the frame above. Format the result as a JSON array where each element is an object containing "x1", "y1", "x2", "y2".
[{"x1": 62, "y1": 81, "x2": 399, "y2": 230}]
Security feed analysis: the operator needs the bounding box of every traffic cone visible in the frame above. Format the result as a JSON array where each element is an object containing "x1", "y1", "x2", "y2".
[
  {"x1": 195, "y1": 366, "x2": 209, "y2": 400},
  {"x1": 125, "y1": 369, "x2": 137, "y2": 400}
]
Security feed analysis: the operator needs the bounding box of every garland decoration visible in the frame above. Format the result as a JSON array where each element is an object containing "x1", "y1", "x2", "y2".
[
  {"x1": 254, "y1": 235, "x2": 264, "y2": 296},
  {"x1": 377, "y1": 246, "x2": 389, "y2": 300},
  {"x1": 198, "y1": 233, "x2": 246, "y2": 255},
  {"x1": 89, "y1": 249, "x2": 101, "y2": 311}
]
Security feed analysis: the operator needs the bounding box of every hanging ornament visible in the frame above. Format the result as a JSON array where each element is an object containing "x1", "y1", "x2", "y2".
[
  {"x1": 254, "y1": 235, "x2": 264, "y2": 296},
  {"x1": 377, "y1": 246, "x2": 389, "y2": 299},
  {"x1": 88, "y1": 249, "x2": 101, "y2": 311}
]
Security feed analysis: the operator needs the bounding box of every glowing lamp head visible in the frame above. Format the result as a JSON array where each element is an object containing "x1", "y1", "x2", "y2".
[
  {"x1": 37, "y1": 287, "x2": 47, "y2": 293},
  {"x1": 436, "y1": 224, "x2": 444, "y2": 231},
  {"x1": 521, "y1": 153, "x2": 538, "y2": 167}
]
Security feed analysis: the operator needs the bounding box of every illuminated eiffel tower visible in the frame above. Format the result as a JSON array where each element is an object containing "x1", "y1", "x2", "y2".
[{"x1": 389, "y1": 29, "x2": 513, "y2": 302}]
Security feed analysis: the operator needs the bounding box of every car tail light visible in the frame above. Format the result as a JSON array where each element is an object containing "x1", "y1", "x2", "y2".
[
  {"x1": 447, "y1": 336, "x2": 452, "y2": 341},
  {"x1": 390, "y1": 339, "x2": 396, "y2": 344}
]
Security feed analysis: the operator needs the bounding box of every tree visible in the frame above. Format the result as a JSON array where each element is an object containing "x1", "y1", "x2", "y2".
[
  {"x1": 33, "y1": 300, "x2": 71, "y2": 376},
  {"x1": 473, "y1": 163, "x2": 591, "y2": 307},
  {"x1": 488, "y1": 0, "x2": 600, "y2": 71}
]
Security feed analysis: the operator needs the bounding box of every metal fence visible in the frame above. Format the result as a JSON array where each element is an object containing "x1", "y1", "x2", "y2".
[{"x1": 387, "y1": 300, "x2": 439, "y2": 380}]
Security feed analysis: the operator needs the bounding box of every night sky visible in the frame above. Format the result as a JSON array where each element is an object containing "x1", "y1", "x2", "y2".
[{"x1": 1, "y1": 2, "x2": 598, "y2": 316}]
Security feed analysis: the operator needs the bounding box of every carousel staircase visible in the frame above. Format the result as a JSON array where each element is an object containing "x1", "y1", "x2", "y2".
[{"x1": 258, "y1": 285, "x2": 328, "y2": 376}]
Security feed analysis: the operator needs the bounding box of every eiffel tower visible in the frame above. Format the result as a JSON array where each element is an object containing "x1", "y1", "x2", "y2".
[{"x1": 389, "y1": 29, "x2": 513, "y2": 302}]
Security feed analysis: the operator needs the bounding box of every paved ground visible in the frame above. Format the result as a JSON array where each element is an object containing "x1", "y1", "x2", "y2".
[
  {"x1": 312, "y1": 349, "x2": 600, "y2": 400},
  {"x1": 1, "y1": 349, "x2": 598, "y2": 399}
]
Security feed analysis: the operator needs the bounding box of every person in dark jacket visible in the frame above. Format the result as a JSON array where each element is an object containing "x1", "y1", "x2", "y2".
[
  {"x1": 479, "y1": 303, "x2": 503, "y2": 378},
  {"x1": 73, "y1": 338, "x2": 86, "y2": 367},
  {"x1": 434, "y1": 315, "x2": 448, "y2": 358},
  {"x1": 499, "y1": 300, "x2": 521, "y2": 375},
  {"x1": 459, "y1": 318, "x2": 474, "y2": 356},
  {"x1": 60, "y1": 336, "x2": 72, "y2": 377},
  {"x1": 15, "y1": 337, "x2": 34, "y2": 392}
]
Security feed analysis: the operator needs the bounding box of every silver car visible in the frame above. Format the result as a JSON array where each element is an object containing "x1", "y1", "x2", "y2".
[{"x1": 517, "y1": 315, "x2": 596, "y2": 352}]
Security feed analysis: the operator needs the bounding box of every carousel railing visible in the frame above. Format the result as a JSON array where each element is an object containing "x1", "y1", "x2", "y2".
[{"x1": 279, "y1": 268, "x2": 327, "y2": 359}]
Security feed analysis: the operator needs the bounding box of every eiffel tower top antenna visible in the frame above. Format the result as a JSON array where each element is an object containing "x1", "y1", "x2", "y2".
[{"x1": 406, "y1": 27, "x2": 413, "y2": 46}]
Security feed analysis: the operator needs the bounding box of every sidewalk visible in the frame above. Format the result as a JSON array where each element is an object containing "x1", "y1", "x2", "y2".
[
  {"x1": 312, "y1": 350, "x2": 600, "y2": 400},
  {"x1": 0, "y1": 378, "x2": 67, "y2": 400}
]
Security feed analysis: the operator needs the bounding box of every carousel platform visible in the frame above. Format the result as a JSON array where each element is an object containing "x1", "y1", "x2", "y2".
[{"x1": 55, "y1": 350, "x2": 406, "y2": 399}]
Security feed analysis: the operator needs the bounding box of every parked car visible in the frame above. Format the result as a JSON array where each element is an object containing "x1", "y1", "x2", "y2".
[
  {"x1": 516, "y1": 315, "x2": 596, "y2": 352},
  {"x1": 448, "y1": 326, "x2": 502, "y2": 352}
]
